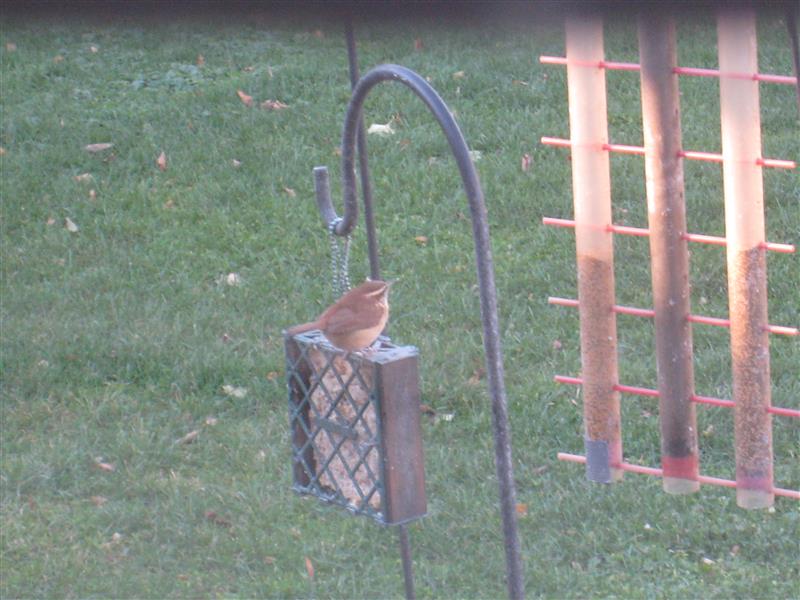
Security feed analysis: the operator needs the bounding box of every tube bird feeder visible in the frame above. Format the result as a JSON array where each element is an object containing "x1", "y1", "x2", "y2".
[
  {"x1": 637, "y1": 15, "x2": 700, "y2": 494},
  {"x1": 717, "y1": 10, "x2": 774, "y2": 509},
  {"x1": 565, "y1": 16, "x2": 623, "y2": 483}
]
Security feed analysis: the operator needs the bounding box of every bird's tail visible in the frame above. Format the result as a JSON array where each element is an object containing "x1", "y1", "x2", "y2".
[{"x1": 285, "y1": 321, "x2": 319, "y2": 336}]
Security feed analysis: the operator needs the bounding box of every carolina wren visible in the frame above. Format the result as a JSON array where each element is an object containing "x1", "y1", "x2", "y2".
[{"x1": 287, "y1": 279, "x2": 393, "y2": 351}]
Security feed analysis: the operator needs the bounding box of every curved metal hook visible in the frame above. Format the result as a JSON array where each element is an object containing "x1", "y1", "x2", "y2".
[{"x1": 314, "y1": 64, "x2": 525, "y2": 599}]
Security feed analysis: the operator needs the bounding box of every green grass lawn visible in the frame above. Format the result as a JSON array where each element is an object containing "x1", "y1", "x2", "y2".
[{"x1": 1, "y1": 6, "x2": 798, "y2": 598}]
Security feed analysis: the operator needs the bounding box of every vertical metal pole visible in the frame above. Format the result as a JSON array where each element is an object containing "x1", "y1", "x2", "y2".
[
  {"x1": 637, "y1": 16, "x2": 700, "y2": 494},
  {"x1": 565, "y1": 16, "x2": 623, "y2": 483},
  {"x1": 345, "y1": 17, "x2": 382, "y2": 280},
  {"x1": 717, "y1": 10, "x2": 774, "y2": 509},
  {"x1": 398, "y1": 524, "x2": 416, "y2": 600},
  {"x1": 344, "y1": 23, "x2": 416, "y2": 595}
]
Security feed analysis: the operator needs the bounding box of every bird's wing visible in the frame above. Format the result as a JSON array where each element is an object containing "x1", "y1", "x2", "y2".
[{"x1": 322, "y1": 306, "x2": 360, "y2": 335}]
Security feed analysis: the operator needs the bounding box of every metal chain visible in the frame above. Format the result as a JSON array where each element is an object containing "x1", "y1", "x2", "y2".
[{"x1": 329, "y1": 218, "x2": 351, "y2": 298}]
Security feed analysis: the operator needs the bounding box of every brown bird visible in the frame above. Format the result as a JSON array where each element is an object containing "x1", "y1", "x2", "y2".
[{"x1": 287, "y1": 279, "x2": 393, "y2": 351}]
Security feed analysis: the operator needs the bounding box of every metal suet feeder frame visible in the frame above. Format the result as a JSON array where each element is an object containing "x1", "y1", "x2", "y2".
[{"x1": 285, "y1": 330, "x2": 426, "y2": 526}]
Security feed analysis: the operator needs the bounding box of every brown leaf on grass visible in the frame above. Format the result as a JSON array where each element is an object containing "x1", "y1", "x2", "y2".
[
  {"x1": 204, "y1": 511, "x2": 232, "y2": 528},
  {"x1": 261, "y1": 99, "x2": 289, "y2": 111},
  {"x1": 237, "y1": 90, "x2": 254, "y2": 107},
  {"x1": 6, "y1": 42, "x2": 17, "y2": 52},
  {"x1": 89, "y1": 189, "x2": 97, "y2": 201},
  {"x1": 521, "y1": 153, "x2": 533, "y2": 172},
  {"x1": 204, "y1": 416, "x2": 218, "y2": 426},
  {"x1": 89, "y1": 45, "x2": 99, "y2": 53},
  {"x1": 196, "y1": 54, "x2": 205, "y2": 66},
  {"x1": 0, "y1": 146, "x2": 6, "y2": 155},
  {"x1": 54, "y1": 54, "x2": 65, "y2": 63},
  {"x1": 414, "y1": 38, "x2": 423, "y2": 51},
  {"x1": 65, "y1": 217, "x2": 79, "y2": 233},
  {"x1": 467, "y1": 366, "x2": 486, "y2": 386},
  {"x1": 46, "y1": 217, "x2": 56, "y2": 226},
  {"x1": 313, "y1": 29, "x2": 324, "y2": 39},
  {"x1": 94, "y1": 459, "x2": 115, "y2": 472},
  {"x1": 452, "y1": 70, "x2": 466, "y2": 80},
  {"x1": 283, "y1": 186, "x2": 296, "y2": 198},
  {"x1": 304, "y1": 556, "x2": 315, "y2": 580},
  {"x1": 552, "y1": 339, "x2": 563, "y2": 351},
  {"x1": 177, "y1": 430, "x2": 200, "y2": 444},
  {"x1": 420, "y1": 404, "x2": 436, "y2": 416},
  {"x1": 515, "y1": 503, "x2": 528, "y2": 517},
  {"x1": 85, "y1": 143, "x2": 113, "y2": 153},
  {"x1": 74, "y1": 173, "x2": 93, "y2": 182},
  {"x1": 90, "y1": 495, "x2": 109, "y2": 507},
  {"x1": 156, "y1": 151, "x2": 167, "y2": 171},
  {"x1": 414, "y1": 235, "x2": 428, "y2": 246},
  {"x1": 532, "y1": 465, "x2": 549, "y2": 476},
  {"x1": 232, "y1": 159, "x2": 242, "y2": 168},
  {"x1": 264, "y1": 556, "x2": 276, "y2": 565},
  {"x1": 266, "y1": 371, "x2": 279, "y2": 381}
]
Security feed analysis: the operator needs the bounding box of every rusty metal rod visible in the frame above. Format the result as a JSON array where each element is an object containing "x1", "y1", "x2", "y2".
[
  {"x1": 539, "y1": 55, "x2": 798, "y2": 85},
  {"x1": 540, "y1": 137, "x2": 797, "y2": 169},
  {"x1": 556, "y1": 453, "x2": 800, "y2": 499},
  {"x1": 541, "y1": 217, "x2": 796, "y2": 253}
]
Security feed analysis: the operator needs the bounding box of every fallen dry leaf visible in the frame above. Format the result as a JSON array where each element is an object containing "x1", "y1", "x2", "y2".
[
  {"x1": 94, "y1": 459, "x2": 115, "y2": 472},
  {"x1": 367, "y1": 123, "x2": 395, "y2": 137},
  {"x1": 46, "y1": 217, "x2": 56, "y2": 226},
  {"x1": 283, "y1": 186, "x2": 296, "y2": 198},
  {"x1": 90, "y1": 495, "x2": 109, "y2": 507},
  {"x1": 221, "y1": 384, "x2": 247, "y2": 399},
  {"x1": 414, "y1": 38, "x2": 424, "y2": 51},
  {"x1": 237, "y1": 90, "x2": 254, "y2": 107},
  {"x1": 515, "y1": 503, "x2": 528, "y2": 517},
  {"x1": 266, "y1": 371, "x2": 279, "y2": 381},
  {"x1": 521, "y1": 153, "x2": 533, "y2": 172},
  {"x1": 89, "y1": 45, "x2": 99, "y2": 53},
  {"x1": 205, "y1": 416, "x2": 218, "y2": 426},
  {"x1": 205, "y1": 511, "x2": 232, "y2": 528},
  {"x1": 467, "y1": 367, "x2": 486, "y2": 386},
  {"x1": 177, "y1": 430, "x2": 200, "y2": 444},
  {"x1": 54, "y1": 54, "x2": 65, "y2": 63},
  {"x1": 469, "y1": 150, "x2": 483, "y2": 162},
  {"x1": 196, "y1": 54, "x2": 205, "y2": 66},
  {"x1": 65, "y1": 217, "x2": 79, "y2": 233},
  {"x1": 264, "y1": 556, "x2": 276, "y2": 565},
  {"x1": 85, "y1": 143, "x2": 113, "y2": 153},
  {"x1": 223, "y1": 272, "x2": 241, "y2": 287},
  {"x1": 414, "y1": 235, "x2": 428, "y2": 246},
  {"x1": 74, "y1": 173, "x2": 93, "y2": 182},
  {"x1": 89, "y1": 189, "x2": 97, "y2": 201},
  {"x1": 420, "y1": 404, "x2": 436, "y2": 416},
  {"x1": 305, "y1": 556, "x2": 315, "y2": 580},
  {"x1": 552, "y1": 339, "x2": 563, "y2": 351},
  {"x1": 261, "y1": 99, "x2": 289, "y2": 111},
  {"x1": 6, "y1": 42, "x2": 17, "y2": 52},
  {"x1": 0, "y1": 147, "x2": 6, "y2": 155},
  {"x1": 156, "y1": 151, "x2": 167, "y2": 171},
  {"x1": 232, "y1": 159, "x2": 242, "y2": 168},
  {"x1": 452, "y1": 70, "x2": 466, "y2": 80}
]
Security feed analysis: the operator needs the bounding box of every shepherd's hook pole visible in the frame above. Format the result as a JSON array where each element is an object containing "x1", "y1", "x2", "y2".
[{"x1": 313, "y1": 64, "x2": 525, "y2": 600}]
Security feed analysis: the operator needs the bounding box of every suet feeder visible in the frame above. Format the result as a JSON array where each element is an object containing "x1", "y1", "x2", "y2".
[{"x1": 284, "y1": 329, "x2": 426, "y2": 525}]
